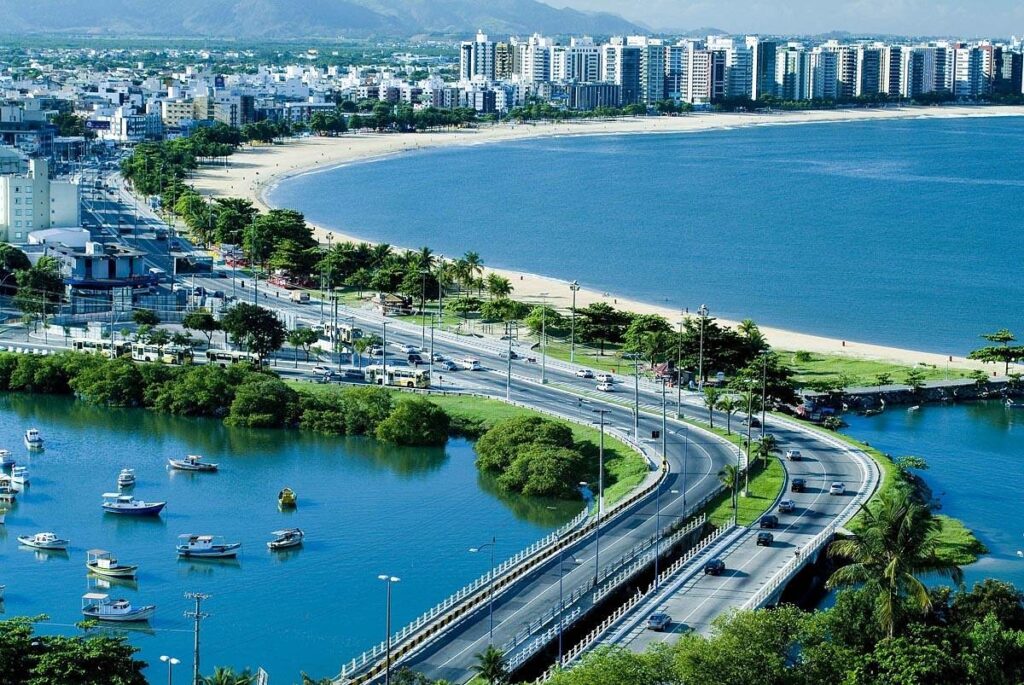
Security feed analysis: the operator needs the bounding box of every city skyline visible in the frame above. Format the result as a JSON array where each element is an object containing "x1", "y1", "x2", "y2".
[{"x1": 552, "y1": 0, "x2": 1024, "y2": 38}]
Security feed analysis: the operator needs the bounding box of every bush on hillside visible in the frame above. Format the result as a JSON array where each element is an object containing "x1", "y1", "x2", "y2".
[{"x1": 375, "y1": 396, "x2": 450, "y2": 446}]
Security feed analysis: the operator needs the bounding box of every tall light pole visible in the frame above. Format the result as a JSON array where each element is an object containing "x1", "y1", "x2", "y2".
[
  {"x1": 505, "y1": 320, "x2": 514, "y2": 401},
  {"x1": 377, "y1": 574, "x2": 400, "y2": 685},
  {"x1": 676, "y1": 311, "x2": 685, "y2": 418},
  {"x1": 556, "y1": 533, "x2": 566, "y2": 665},
  {"x1": 381, "y1": 321, "x2": 389, "y2": 385},
  {"x1": 761, "y1": 353, "x2": 769, "y2": 432},
  {"x1": 539, "y1": 292, "x2": 549, "y2": 384},
  {"x1": 697, "y1": 304, "x2": 709, "y2": 391},
  {"x1": 159, "y1": 656, "x2": 180, "y2": 685},
  {"x1": 469, "y1": 537, "x2": 497, "y2": 644},
  {"x1": 184, "y1": 592, "x2": 210, "y2": 685},
  {"x1": 588, "y1": 408, "x2": 610, "y2": 586},
  {"x1": 569, "y1": 280, "x2": 580, "y2": 364},
  {"x1": 428, "y1": 314, "x2": 436, "y2": 386},
  {"x1": 419, "y1": 268, "x2": 428, "y2": 349},
  {"x1": 654, "y1": 378, "x2": 668, "y2": 588},
  {"x1": 625, "y1": 353, "x2": 640, "y2": 439}
]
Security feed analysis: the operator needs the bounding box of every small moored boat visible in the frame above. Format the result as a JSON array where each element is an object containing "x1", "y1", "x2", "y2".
[
  {"x1": 117, "y1": 468, "x2": 136, "y2": 488},
  {"x1": 101, "y1": 493, "x2": 166, "y2": 516},
  {"x1": 278, "y1": 487, "x2": 297, "y2": 509},
  {"x1": 907, "y1": 405, "x2": 921, "y2": 412},
  {"x1": 10, "y1": 466, "x2": 28, "y2": 487},
  {"x1": 0, "y1": 507, "x2": 6, "y2": 525},
  {"x1": 168, "y1": 455, "x2": 218, "y2": 472},
  {"x1": 18, "y1": 532, "x2": 69, "y2": 550},
  {"x1": 0, "y1": 475, "x2": 16, "y2": 503},
  {"x1": 81, "y1": 593, "x2": 155, "y2": 622},
  {"x1": 0, "y1": 449, "x2": 14, "y2": 467},
  {"x1": 267, "y1": 528, "x2": 304, "y2": 550},
  {"x1": 176, "y1": 534, "x2": 241, "y2": 559},
  {"x1": 86, "y1": 549, "x2": 138, "y2": 578},
  {"x1": 23, "y1": 429, "x2": 43, "y2": 451},
  {"x1": 0, "y1": 585, "x2": 5, "y2": 602},
  {"x1": 1006, "y1": 398, "x2": 1024, "y2": 409}
]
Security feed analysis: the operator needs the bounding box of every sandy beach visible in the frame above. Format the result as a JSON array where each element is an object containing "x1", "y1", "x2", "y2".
[{"x1": 189, "y1": 106, "x2": 1024, "y2": 371}]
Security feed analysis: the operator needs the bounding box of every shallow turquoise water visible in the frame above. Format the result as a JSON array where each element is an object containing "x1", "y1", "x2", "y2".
[
  {"x1": 269, "y1": 116, "x2": 1024, "y2": 355},
  {"x1": 0, "y1": 394, "x2": 577, "y2": 681}
]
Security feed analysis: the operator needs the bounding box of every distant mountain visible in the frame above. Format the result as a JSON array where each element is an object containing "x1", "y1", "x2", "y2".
[{"x1": 0, "y1": 0, "x2": 644, "y2": 38}]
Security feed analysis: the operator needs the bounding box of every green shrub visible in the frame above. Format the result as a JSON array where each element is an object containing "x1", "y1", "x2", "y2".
[
  {"x1": 340, "y1": 385, "x2": 393, "y2": 435},
  {"x1": 498, "y1": 445, "x2": 586, "y2": 498},
  {"x1": 70, "y1": 357, "x2": 145, "y2": 407},
  {"x1": 225, "y1": 376, "x2": 299, "y2": 428},
  {"x1": 151, "y1": 364, "x2": 236, "y2": 417},
  {"x1": 375, "y1": 396, "x2": 450, "y2": 446},
  {"x1": 298, "y1": 391, "x2": 347, "y2": 434},
  {"x1": 475, "y1": 415, "x2": 575, "y2": 471}
]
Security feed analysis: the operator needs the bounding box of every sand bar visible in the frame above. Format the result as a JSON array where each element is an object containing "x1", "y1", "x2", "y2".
[{"x1": 189, "y1": 106, "x2": 1024, "y2": 372}]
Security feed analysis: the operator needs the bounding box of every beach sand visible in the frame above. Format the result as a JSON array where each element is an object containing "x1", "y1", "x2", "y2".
[{"x1": 189, "y1": 106, "x2": 1024, "y2": 372}]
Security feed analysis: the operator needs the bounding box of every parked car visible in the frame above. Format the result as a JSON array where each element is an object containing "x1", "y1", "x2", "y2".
[
  {"x1": 595, "y1": 373, "x2": 614, "y2": 383},
  {"x1": 646, "y1": 612, "x2": 672, "y2": 631},
  {"x1": 759, "y1": 514, "x2": 779, "y2": 529},
  {"x1": 791, "y1": 478, "x2": 807, "y2": 493},
  {"x1": 742, "y1": 416, "x2": 761, "y2": 428},
  {"x1": 312, "y1": 365, "x2": 333, "y2": 377},
  {"x1": 576, "y1": 369, "x2": 595, "y2": 379},
  {"x1": 829, "y1": 481, "x2": 846, "y2": 495},
  {"x1": 778, "y1": 499, "x2": 796, "y2": 514},
  {"x1": 596, "y1": 382, "x2": 615, "y2": 392},
  {"x1": 704, "y1": 558, "x2": 726, "y2": 576},
  {"x1": 756, "y1": 532, "x2": 774, "y2": 547},
  {"x1": 785, "y1": 449, "x2": 802, "y2": 461}
]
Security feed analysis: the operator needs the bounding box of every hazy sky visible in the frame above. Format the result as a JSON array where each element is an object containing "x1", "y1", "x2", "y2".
[{"x1": 550, "y1": 0, "x2": 1023, "y2": 37}]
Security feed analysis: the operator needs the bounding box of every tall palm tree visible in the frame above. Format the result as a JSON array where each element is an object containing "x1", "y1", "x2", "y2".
[
  {"x1": 702, "y1": 387, "x2": 722, "y2": 430},
  {"x1": 485, "y1": 273, "x2": 512, "y2": 299},
  {"x1": 717, "y1": 464, "x2": 739, "y2": 516},
  {"x1": 754, "y1": 433, "x2": 778, "y2": 467},
  {"x1": 827, "y1": 488, "x2": 964, "y2": 638},
  {"x1": 415, "y1": 246, "x2": 434, "y2": 271},
  {"x1": 203, "y1": 667, "x2": 254, "y2": 685},
  {"x1": 715, "y1": 395, "x2": 740, "y2": 434},
  {"x1": 737, "y1": 318, "x2": 767, "y2": 349},
  {"x1": 462, "y1": 251, "x2": 484, "y2": 288},
  {"x1": 470, "y1": 645, "x2": 508, "y2": 685}
]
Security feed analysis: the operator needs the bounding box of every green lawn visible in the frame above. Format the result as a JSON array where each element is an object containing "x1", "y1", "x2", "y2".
[
  {"x1": 782, "y1": 350, "x2": 971, "y2": 389},
  {"x1": 704, "y1": 457, "x2": 785, "y2": 527}
]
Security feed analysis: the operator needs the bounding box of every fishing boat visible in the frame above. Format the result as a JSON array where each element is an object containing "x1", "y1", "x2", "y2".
[
  {"x1": 23, "y1": 429, "x2": 43, "y2": 451},
  {"x1": 17, "y1": 532, "x2": 69, "y2": 550},
  {"x1": 0, "y1": 475, "x2": 16, "y2": 503},
  {"x1": 117, "y1": 468, "x2": 136, "y2": 488},
  {"x1": 176, "y1": 534, "x2": 241, "y2": 559},
  {"x1": 267, "y1": 528, "x2": 304, "y2": 550},
  {"x1": 81, "y1": 593, "x2": 155, "y2": 622},
  {"x1": 167, "y1": 455, "x2": 218, "y2": 472},
  {"x1": 86, "y1": 549, "x2": 138, "y2": 578},
  {"x1": 0, "y1": 585, "x2": 5, "y2": 602},
  {"x1": 1006, "y1": 398, "x2": 1024, "y2": 409},
  {"x1": 278, "y1": 487, "x2": 297, "y2": 509},
  {"x1": 101, "y1": 493, "x2": 166, "y2": 516},
  {"x1": 10, "y1": 466, "x2": 28, "y2": 487},
  {"x1": 908, "y1": 405, "x2": 921, "y2": 412},
  {"x1": 0, "y1": 449, "x2": 14, "y2": 467},
  {"x1": 0, "y1": 508, "x2": 6, "y2": 525}
]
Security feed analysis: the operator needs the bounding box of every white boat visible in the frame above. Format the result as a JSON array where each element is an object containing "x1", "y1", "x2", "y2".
[
  {"x1": 86, "y1": 549, "x2": 138, "y2": 578},
  {"x1": 0, "y1": 475, "x2": 16, "y2": 503},
  {"x1": 0, "y1": 449, "x2": 14, "y2": 467},
  {"x1": 267, "y1": 528, "x2": 304, "y2": 550},
  {"x1": 101, "y1": 493, "x2": 166, "y2": 516},
  {"x1": 167, "y1": 455, "x2": 218, "y2": 472},
  {"x1": 17, "y1": 532, "x2": 69, "y2": 550},
  {"x1": 10, "y1": 466, "x2": 28, "y2": 487},
  {"x1": 23, "y1": 429, "x2": 43, "y2": 451},
  {"x1": 908, "y1": 405, "x2": 921, "y2": 412},
  {"x1": 0, "y1": 508, "x2": 6, "y2": 525},
  {"x1": 176, "y1": 534, "x2": 241, "y2": 558},
  {"x1": 81, "y1": 593, "x2": 155, "y2": 622},
  {"x1": 0, "y1": 585, "x2": 5, "y2": 602},
  {"x1": 117, "y1": 468, "x2": 136, "y2": 488}
]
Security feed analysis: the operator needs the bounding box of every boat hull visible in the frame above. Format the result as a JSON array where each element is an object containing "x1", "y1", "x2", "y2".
[
  {"x1": 268, "y1": 539, "x2": 303, "y2": 550},
  {"x1": 24, "y1": 440, "x2": 43, "y2": 451},
  {"x1": 102, "y1": 503, "x2": 166, "y2": 516},
  {"x1": 82, "y1": 606, "x2": 155, "y2": 622},
  {"x1": 18, "y1": 537, "x2": 68, "y2": 551},
  {"x1": 168, "y1": 459, "x2": 218, "y2": 472},
  {"x1": 87, "y1": 563, "x2": 138, "y2": 578},
  {"x1": 176, "y1": 545, "x2": 240, "y2": 559}
]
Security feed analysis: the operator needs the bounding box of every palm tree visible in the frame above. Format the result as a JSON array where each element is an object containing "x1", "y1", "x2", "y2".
[
  {"x1": 827, "y1": 488, "x2": 964, "y2": 638},
  {"x1": 715, "y1": 394, "x2": 740, "y2": 434},
  {"x1": 738, "y1": 318, "x2": 767, "y2": 349},
  {"x1": 462, "y1": 251, "x2": 484, "y2": 290},
  {"x1": 717, "y1": 463, "x2": 740, "y2": 516},
  {"x1": 203, "y1": 666, "x2": 254, "y2": 685},
  {"x1": 415, "y1": 246, "x2": 434, "y2": 271},
  {"x1": 485, "y1": 273, "x2": 512, "y2": 300},
  {"x1": 702, "y1": 386, "x2": 722, "y2": 430},
  {"x1": 754, "y1": 433, "x2": 778, "y2": 467},
  {"x1": 470, "y1": 645, "x2": 508, "y2": 685}
]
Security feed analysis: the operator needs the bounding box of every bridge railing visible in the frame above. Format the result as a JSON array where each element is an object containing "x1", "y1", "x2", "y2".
[{"x1": 505, "y1": 605, "x2": 584, "y2": 672}]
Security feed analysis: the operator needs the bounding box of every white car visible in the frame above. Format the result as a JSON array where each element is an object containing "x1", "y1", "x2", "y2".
[
  {"x1": 595, "y1": 373, "x2": 614, "y2": 384},
  {"x1": 829, "y1": 482, "x2": 846, "y2": 495},
  {"x1": 436, "y1": 360, "x2": 458, "y2": 371},
  {"x1": 576, "y1": 369, "x2": 595, "y2": 379},
  {"x1": 596, "y1": 382, "x2": 615, "y2": 392},
  {"x1": 785, "y1": 449, "x2": 802, "y2": 461},
  {"x1": 312, "y1": 365, "x2": 333, "y2": 377}
]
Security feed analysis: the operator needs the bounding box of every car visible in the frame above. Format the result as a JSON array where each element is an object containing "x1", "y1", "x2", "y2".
[
  {"x1": 576, "y1": 369, "x2": 595, "y2": 379},
  {"x1": 169, "y1": 239, "x2": 182, "y2": 250},
  {"x1": 829, "y1": 481, "x2": 846, "y2": 495},
  {"x1": 791, "y1": 478, "x2": 807, "y2": 493},
  {"x1": 595, "y1": 373, "x2": 614, "y2": 383},
  {"x1": 778, "y1": 499, "x2": 796, "y2": 513},
  {"x1": 759, "y1": 514, "x2": 779, "y2": 529},
  {"x1": 596, "y1": 382, "x2": 615, "y2": 392},
  {"x1": 756, "y1": 532, "x2": 774, "y2": 547},
  {"x1": 742, "y1": 416, "x2": 761, "y2": 428},
  {"x1": 431, "y1": 353, "x2": 446, "y2": 362},
  {"x1": 212, "y1": 290, "x2": 225, "y2": 299},
  {"x1": 704, "y1": 558, "x2": 725, "y2": 576},
  {"x1": 407, "y1": 354, "x2": 424, "y2": 366},
  {"x1": 498, "y1": 350, "x2": 519, "y2": 360},
  {"x1": 436, "y1": 360, "x2": 458, "y2": 371},
  {"x1": 312, "y1": 366, "x2": 333, "y2": 377},
  {"x1": 338, "y1": 369, "x2": 365, "y2": 381},
  {"x1": 785, "y1": 449, "x2": 802, "y2": 461},
  {"x1": 646, "y1": 612, "x2": 672, "y2": 631},
  {"x1": 367, "y1": 345, "x2": 384, "y2": 356}
]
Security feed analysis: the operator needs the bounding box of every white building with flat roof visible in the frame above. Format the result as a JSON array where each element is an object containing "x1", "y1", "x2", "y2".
[{"x1": 0, "y1": 158, "x2": 80, "y2": 244}]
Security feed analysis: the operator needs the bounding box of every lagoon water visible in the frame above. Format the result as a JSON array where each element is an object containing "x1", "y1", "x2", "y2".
[
  {"x1": 0, "y1": 394, "x2": 576, "y2": 681},
  {"x1": 268, "y1": 116, "x2": 1024, "y2": 355}
]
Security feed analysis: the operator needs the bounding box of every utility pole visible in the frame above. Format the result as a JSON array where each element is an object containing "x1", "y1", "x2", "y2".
[
  {"x1": 506, "y1": 320, "x2": 514, "y2": 401},
  {"x1": 697, "y1": 304, "x2": 708, "y2": 391},
  {"x1": 569, "y1": 280, "x2": 580, "y2": 364},
  {"x1": 588, "y1": 408, "x2": 610, "y2": 586},
  {"x1": 655, "y1": 377, "x2": 667, "y2": 588},
  {"x1": 539, "y1": 292, "x2": 549, "y2": 384},
  {"x1": 184, "y1": 592, "x2": 210, "y2": 685},
  {"x1": 676, "y1": 311, "x2": 684, "y2": 418}
]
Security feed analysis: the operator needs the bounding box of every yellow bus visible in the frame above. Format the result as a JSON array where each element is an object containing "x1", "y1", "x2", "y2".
[
  {"x1": 130, "y1": 344, "x2": 193, "y2": 365},
  {"x1": 363, "y1": 365, "x2": 430, "y2": 389},
  {"x1": 205, "y1": 349, "x2": 259, "y2": 367},
  {"x1": 72, "y1": 339, "x2": 129, "y2": 357}
]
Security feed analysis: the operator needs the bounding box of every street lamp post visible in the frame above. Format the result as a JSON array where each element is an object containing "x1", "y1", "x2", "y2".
[
  {"x1": 557, "y1": 533, "x2": 566, "y2": 665},
  {"x1": 676, "y1": 312, "x2": 685, "y2": 418},
  {"x1": 381, "y1": 321, "x2": 389, "y2": 384},
  {"x1": 377, "y1": 574, "x2": 400, "y2": 685},
  {"x1": 469, "y1": 537, "x2": 497, "y2": 644},
  {"x1": 159, "y1": 656, "x2": 180, "y2": 685},
  {"x1": 419, "y1": 268, "x2": 428, "y2": 349},
  {"x1": 539, "y1": 292, "x2": 549, "y2": 384},
  {"x1": 625, "y1": 353, "x2": 640, "y2": 439},
  {"x1": 428, "y1": 314, "x2": 436, "y2": 386},
  {"x1": 505, "y1": 320, "x2": 514, "y2": 401},
  {"x1": 697, "y1": 304, "x2": 708, "y2": 391},
  {"x1": 569, "y1": 280, "x2": 580, "y2": 364},
  {"x1": 654, "y1": 378, "x2": 667, "y2": 588},
  {"x1": 588, "y1": 408, "x2": 610, "y2": 586}
]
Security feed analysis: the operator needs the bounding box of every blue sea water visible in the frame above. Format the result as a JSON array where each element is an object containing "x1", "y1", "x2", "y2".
[{"x1": 268, "y1": 116, "x2": 1024, "y2": 355}]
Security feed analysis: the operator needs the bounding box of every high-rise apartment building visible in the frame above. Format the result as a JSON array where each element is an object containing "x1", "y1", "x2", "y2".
[
  {"x1": 775, "y1": 43, "x2": 809, "y2": 100},
  {"x1": 808, "y1": 47, "x2": 839, "y2": 99},
  {"x1": 0, "y1": 158, "x2": 80, "y2": 244},
  {"x1": 708, "y1": 36, "x2": 753, "y2": 99},
  {"x1": 855, "y1": 45, "x2": 884, "y2": 96},
  {"x1": 746, "y1": 37, "x2": 778, "y2": 100},
  {"x1": 460, "y1": 32, "x2": 496, "y2": 82},
  {"x1": 602, "y1": 39, "x2": 642, "y2": 105}
]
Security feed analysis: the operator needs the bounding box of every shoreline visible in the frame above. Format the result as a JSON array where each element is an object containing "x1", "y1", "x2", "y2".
[{"x1": 190, "y1": 105, "x2": 1024, "y2": 371}]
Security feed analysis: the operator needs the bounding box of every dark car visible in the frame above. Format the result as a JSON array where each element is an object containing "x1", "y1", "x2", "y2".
[
  {"x1": 647, "y1": 612, "x2": 672, "y2": 631},
  {"x1": 756, "y1": 532, "x2": 774, "y2": 547},
  {"x1": 759, "y1": 514, "x2": 779, "y2": 529},
  {"x1": 704, "y1": 558, "x2": 726, "y2": 576},
  {"x1": 498, "y1": 350, "x2": 519, "y2": 360},
  {"x1": 338, "y1": 369, "x2": 366, "y2": 381},
  {"x1": 791, "y1": 478, "x2": 807, "y2": 493},
  {"x1": 407, "y1": 354, "x2": 424, "y2": 366}
]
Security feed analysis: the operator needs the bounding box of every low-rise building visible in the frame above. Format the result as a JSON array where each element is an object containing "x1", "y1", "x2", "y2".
[{"x1": 0, "y1": 158, "x2": 80, "y2": 244}]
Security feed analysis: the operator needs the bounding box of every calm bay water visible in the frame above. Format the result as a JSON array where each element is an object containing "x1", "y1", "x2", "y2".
[
  {"x1": 844, "y1": 400, "x2": 1024, "y2": 588},
  {"x1": 269, "y1": 116, "x2": 1024, "y2": 355},
  {"x1": 0, "y1": 394, "x2": 576, "y2": 681}
]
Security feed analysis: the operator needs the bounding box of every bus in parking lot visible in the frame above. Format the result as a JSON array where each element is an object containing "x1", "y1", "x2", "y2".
[{"x1": 363, "y1": 365, "x2": 430, "y2": 389}]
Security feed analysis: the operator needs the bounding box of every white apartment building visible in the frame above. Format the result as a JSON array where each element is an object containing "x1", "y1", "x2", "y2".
[
  {"x1": 550, "y1": 37, "x2": 601, "y2": 83},
  {"x1": 460, "y1": 31, "x2": 496, "y2": 82},
  {"x1": 808, "y1": 48, "x2": 839, "y2": 99},
  {"x1": 160, "y1": 98, "x2": 195, "y2": 127},
  {"x1": 775, "y1": 43, "x2": 810, "y2": 101},
  {"x1": 855, "y1": 44, "x2": 884, "y2": 96},
  {"x1": 708, "y1": 36, "x2": 753, "y2": 100},
  {"x1": 0, "y1": 158, "x2": 80, "y2": 244},
  {"x1": 518, "y1": 34, "x2": 554, "y2": 84},
  {"x1": 953, "y1": 45, "x2": 993, "y2": 97}
]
